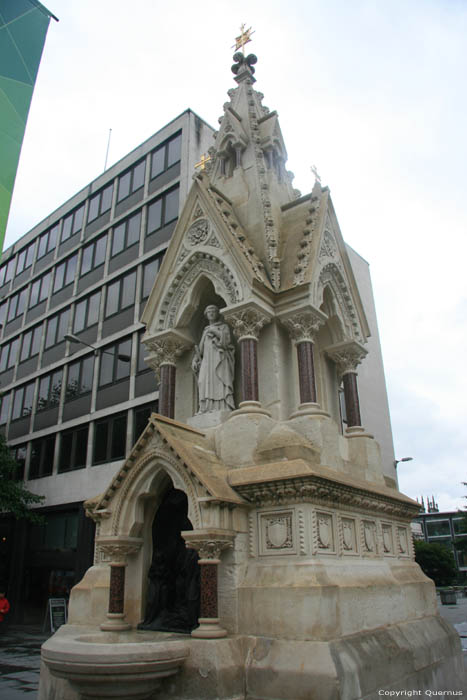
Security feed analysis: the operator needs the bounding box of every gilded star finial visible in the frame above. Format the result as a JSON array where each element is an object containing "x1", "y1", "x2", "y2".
[
  {"x1": 195, "y1": 153, "x2": 212, "y2": 171},
  {"x1": 311, "y1": 164, "x2": 321, "y2": 184},
  {"x1": 232, "y1": 23, "x2": 255, "y2": 54}
]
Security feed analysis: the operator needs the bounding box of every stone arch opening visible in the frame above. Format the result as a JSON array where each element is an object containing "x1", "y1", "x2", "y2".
[{"x1": 138, "y1": 485, "x2": 200, "y2": 633}]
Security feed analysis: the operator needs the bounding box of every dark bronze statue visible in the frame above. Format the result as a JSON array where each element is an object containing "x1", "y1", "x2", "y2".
[{"x1": 138, "y1": 488, "x2": 200, "y2": 633}]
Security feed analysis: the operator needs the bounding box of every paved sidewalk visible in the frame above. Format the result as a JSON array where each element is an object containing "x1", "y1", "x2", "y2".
[
  {"x1": 0, "y1": 596, "x2": 465, "y2": 699},
  {"x1": 0, "y1": 627, "x2": 49, "y2": 699}
]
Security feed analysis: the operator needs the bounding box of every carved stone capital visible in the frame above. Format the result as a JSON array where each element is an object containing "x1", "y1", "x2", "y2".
[
  {"x1": 325, "y1": 340, "x2": 367, "y2": 375},
  {"x1": 182, "y1": 529, "x2": 235, "y2": 562},
  {"x1": 96, "y1": 536, "x2": 143, "y2": 563},
  {"x1": 144, "y1": 329, "x2": 193, "y2": 375},
  {"x1": 223, "y1": 303, "x2": 272, "y2": 341},
  {"x1": 279, "y1": 306, "x2": 327, "y2": 343}
]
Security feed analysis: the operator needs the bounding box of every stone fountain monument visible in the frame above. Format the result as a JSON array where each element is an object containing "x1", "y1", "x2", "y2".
[{"x1": 40, "y1": 37, "x2": 465, "y2": 700}]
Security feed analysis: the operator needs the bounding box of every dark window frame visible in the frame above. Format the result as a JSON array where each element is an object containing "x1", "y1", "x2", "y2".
[
  {"x1": 65, "y1": 354, "x2": 94, "y2": 401},
  {"x1": 150, "y1": 132, "x2": 182, "y2": 180},
  {"x1": 87, "y1": 183, "x2": 114, "y2": 223},
  {"x1": 16, "y1": 242, "x2": 35, "y2": 275},
  {"x1": 0, "y1": 336, "x2": 20, "y2": 372},
  {"x1": 29, "y1": 434, "x2": 55, "y2": 479},
  {"x1": 29, "y1": 270, "x2": 51, "y2": 308},
  {"x1": 20, "y1": 324, "x2": 43, "y2": 363},
  {"x1": 0, "y1": 257, "x2": 16, "y2": 286},
  {"x1": 73, "y1": 290, "x2": 101, "y2": 334},
  {"x1": 45, "y1": 308, "x2": 70, "y2": 349},
  {"x1": 117, "y1": 159, "x2": 146, "y2": 203},
  {"x1": 53, "y1": 253, "x2": 78, "y2": 294},
  {"x1": 146, "y1": 185, "x2": 180, "y2": 237},
  {"x1": 104, "y1": 270, "x2": 137, "y2": 319},
  {"x1": 7, "y1": 287, "x2": 28, "y2": 322},
  {"x1": 61, "y1": 204, "x2": 85, "y2": 242},
  {"x1": 98, "y1": 337, "x2": 132, "y2": 387},
  {"x1": 37, "y1": 223, "x2": 59, "y2": 259},
  {"x1": 111, "y1": 211, "x2": 142, "y2": 257},
  {"x1": 11, "y1": 381, "x2": 35, "y2": 421},
  {"x1": 93, "y1": 412, "x2": 128, "y2": 464},
  {"x1": 142, "y1": 253, "x2": 163, "y2": 300},
  {"x1": 80, "y1": 233, "x2": 107, "y2": 276},
  {"x1": 36, "y1": 369, "x2": 63, "y2": 412},
  {"x1": 58, "y1": 425, "x2": 89, "y2": 473}
]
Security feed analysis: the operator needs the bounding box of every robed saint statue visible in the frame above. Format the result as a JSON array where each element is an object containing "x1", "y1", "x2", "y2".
[{"x1": 192, "y1": 305, "x2": 235, "y2": 413}]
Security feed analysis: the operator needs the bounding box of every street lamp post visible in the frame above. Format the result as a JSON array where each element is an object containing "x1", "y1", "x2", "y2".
[
  {"x1": 394, "y1": 457, "x2": 413, "y2": 469},
  {"x1": 65, "y1": 334, "x2": 131, "y2": 362}
]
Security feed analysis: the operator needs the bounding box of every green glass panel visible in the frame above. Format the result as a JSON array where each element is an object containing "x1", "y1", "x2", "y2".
[{"x1": 0, "y1": 0, "x2": 55, "y2": 252}]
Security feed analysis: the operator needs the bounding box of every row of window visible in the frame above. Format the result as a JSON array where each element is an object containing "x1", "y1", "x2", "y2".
[
  {"x1": 0, "y1": 332, "x2": 151, "y2": 424},
  {"x1": 0, "y1": 253, "x2": 163, "y2": 359},
  {"x1": 12, "y1": 403, "x2": 156, "y2": 479},
  {"x1": 420, "y1": 518, "x2": 467, "y2": 538},
  {"x1": 0, "y1": 186, "x2": 177, "y2": 326},
  {"x1": 0, "y1": 132, "x2": 182, "y2": 287}
]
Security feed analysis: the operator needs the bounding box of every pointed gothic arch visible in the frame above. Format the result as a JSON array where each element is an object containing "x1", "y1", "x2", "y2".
[
  {"x1": 317, "y1": 263, "x2": 362, "y2": 342},
  {"x1": 156, "y1": 251, "x2": 242, "y2": 330}
]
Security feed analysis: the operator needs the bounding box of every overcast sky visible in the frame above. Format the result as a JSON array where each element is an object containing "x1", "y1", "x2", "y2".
[{"x1": 6, "y1": 0, "x2": 467, "y2": 511}]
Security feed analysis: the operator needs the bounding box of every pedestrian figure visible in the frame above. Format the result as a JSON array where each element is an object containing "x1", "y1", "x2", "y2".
[{"x1": 0, "y1": 592, "x2": 10, "y2": 625}]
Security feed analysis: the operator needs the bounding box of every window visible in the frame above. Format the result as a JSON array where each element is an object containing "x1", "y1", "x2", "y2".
[
  {"x1": 45, "y1": 308, "x2": 70, "y2": 349},
  {"x1": 150, "y1": 132, "x2": 182, "y2": 179},
  {"x1": 59, "y1": 425, "x2": 88, "y2": 472},
  {"x1": 87, "y1": 183, "x2": 113, "y2": 223},
  {"x1": 0, "y1": 257, "x2": 16, "y2": 286},
  {"x1": 426, "y1": 520, "x2": 451, "y2": 538},
  {"x1": 146, "y1": 186, "x2": 179, "y2": 235},
  {"x1": 66, "y1": 355, "x2": 94, "y2": 400},
  {"x1": 16, "y1": 242, "x2": 35, "y2": 275},
  {"x1": 117, "y1": 160, "x2": 145, "y2": 202},
  {"x1": 53, "y1": 253, "x2": 78, "y2": 293},
  {"x1": 142, "y1": 254, "x2": 163, "y2": 299},
  {"x1": 81, "y1": 234, "x2": 107, "y2": 275},
  {"x1": 7, "y1": 288, "x2": 28, "y2": 322},
  {"x1": 453, "y1": 519, "x2": 467, "y2": 535},
  {"x1": 37, "y1": 369, "x2": 63, "y2": 412},
  {"x1": 134, "y1": 403, "x2": 157, "y2": 442},
  {"x1": 30, "y1": 512, "x2": 78, "y2": 550},
  {"x1": 38, "y1": 223, "x2": 59, "y2": 258},
  {"x1": 11, "y1": 382, "x2": 35, "y2": 420},
  {"x1": 73, "y1": 291, "x2": 100, "y2": 333},
  {"x1": 0, "y1": 302, "x2": 7, "y2": 326},
  {"x1": 20, "y1": 325, "x2": 42, "y2": 362},
  {"x1": 0, "y1": 393, "x2": 10, "y2": 424},
  {"x1": 99, "y1": 338, "x2": 131, "y2": 387},
  {"x1": 29, "y1": 435, "x2": 55, "y2": 478},
  {"x1": 61, "y1": 204, "x2": 84, "y2": 242},
  {"x1": 137, "y1": 331, "x2": 150, "y2": 374},
  {"x1": 0, "y1": 337, "x2": 20, "y2": 372},
  {"x1": 105, "y1": 270, "x2": 136, "y2": 317},
  {"x1": 93, "y1": 412, "x2": 127, "y2": 463},
  {"x1": 111, "y1": 211, "x2": 141, "y2": 256},
  {"x1": 12, "y1": 445, "x2": 27, "y2": 480},
  {"x1": 29, "y1": 271, "x2": 51, "y2": 307}
]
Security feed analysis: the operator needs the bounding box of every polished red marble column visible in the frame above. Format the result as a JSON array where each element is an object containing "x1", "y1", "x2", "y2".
[
  {"x1": 159, "y1": 363, "x2": 176, "y2": 419},
  {"x1": 199, "y1": 561, "x2": 218, "y2": 619},
  {"x1": 108, "y1": 564, "x2": 125, "y2": 614},
  {"x1": 240, "y1": 338, "x2": 259, "y2": 403},
  {"x1": 296, "y1": 341, "x2": 317, "y2": 405},
  {"x1": 342, "y1": 371, "x2": 362, "y2": 428}
]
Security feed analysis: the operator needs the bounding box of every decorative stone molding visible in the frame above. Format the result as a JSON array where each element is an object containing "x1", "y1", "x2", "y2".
[
  {"x1": 187, "y1": 219, "x2": 209, "y2": 245},
  {"x1": 325, "y1": 340, "x2": 367, "y2": 376},
  {"x1": 316, "y1": 511, "x2": 335, "y2": 553},
  {"x1": 278, "y1": 306, "x2": 327, "y2": 343},
  {"x1": 96, "y1": 536, "x2": 142, "y2": 563},
  {"x1": 144, "y1": 329, "x2": 192, "y2": 376},
  {"x1": 231, "y1": 475, "x2": 420, "y2": 521},
  {"x1": 259, "y1": 511, "x2": 295, "y2": 556},
  {"x1": 381, "y1": 523, "x2": 394, "y2": 555},
  {"x1": 183, "y1": 529, "x2": 235, "y2": 562},
  {"x1": 339, "y1": 516, "x2": 358, "y2": 555},
  {"x1": 224, "y1": 303, "x2": 273, "y2": 341},
  {"x1": 396, "y1": 525, "x2": 410, "y2": 556},
  {"x1": 318, "y1": 262, "x2": 364, "y2": 342},
  {"x1": 361, "y1": 520, "x2": 377, "y2": 555},
  {"x1": 293, "y1": 186, "x2": 322, "y2": 287}
]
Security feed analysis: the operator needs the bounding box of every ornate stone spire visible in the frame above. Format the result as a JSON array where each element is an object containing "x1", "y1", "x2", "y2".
[{"x1": 200, "y1": 45, "x2": 297, "y2": 291}]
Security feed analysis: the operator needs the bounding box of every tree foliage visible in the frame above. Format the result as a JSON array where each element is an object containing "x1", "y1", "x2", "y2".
[
  {"x1": 414, "y1": 540, "x2": 457, "y2": 587},
  {"x1": 0, "y1": 435, "x2": 44, "y2": 522}
]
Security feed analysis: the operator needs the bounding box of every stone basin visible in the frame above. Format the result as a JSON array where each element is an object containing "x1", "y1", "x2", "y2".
[{"x1": 41, "y1": 625, "x2": 190, "y2": 699}]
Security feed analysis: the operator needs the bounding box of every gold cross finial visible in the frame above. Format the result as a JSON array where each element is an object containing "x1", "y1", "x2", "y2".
[
  {"x1": 311, "y1": 164, "x2": 321, "y2": 183},
  {"x1": 195, "y1": 153, "x2": 212, "y2": 171},
  {"x1": 232, "y1": 23, "x2": 255, "y2": 54}
]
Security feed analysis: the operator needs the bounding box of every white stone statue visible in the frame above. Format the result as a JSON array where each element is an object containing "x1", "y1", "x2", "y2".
[{"x1": 192, "y1": 305, "x2": 235, "y2": 413}]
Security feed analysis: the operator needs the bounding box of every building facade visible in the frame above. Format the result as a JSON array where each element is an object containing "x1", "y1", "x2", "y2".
[
  {"x1": 415, "y1": 509, "x2": 467, "y2": 579},
  {"x1": 0, "y1": 110, "x2": 214, "y2": 622}
]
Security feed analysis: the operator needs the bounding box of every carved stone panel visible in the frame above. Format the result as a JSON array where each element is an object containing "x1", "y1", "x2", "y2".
[
  {"x1": 259, "y1": 510, "x2": 296, "y2": 556},
  {"x1": 381, "y1": 523, "x2": 394, "y2": 556},
  {"x1": 339, "y1": 517, "x2": 358, "y2": 555},
  {"x1": 396, "y1": 526, "x2": 410, "y2": 557},
  {"x1": 361, "y1": 520, "x2": 377, "y2": 556},
  {"x1": 315, "y1": 511, "x2": 336, "y2": 554}
]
